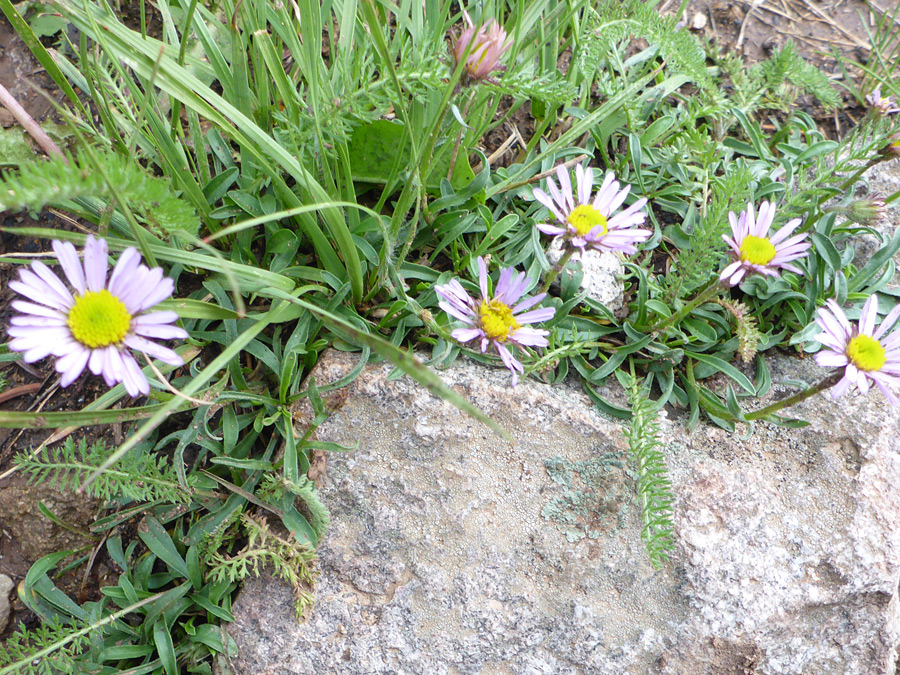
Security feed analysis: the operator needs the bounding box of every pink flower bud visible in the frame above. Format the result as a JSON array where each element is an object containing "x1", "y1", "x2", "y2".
[{"x1": 451, "y1": 11, "x2": 511, "y2": 84}]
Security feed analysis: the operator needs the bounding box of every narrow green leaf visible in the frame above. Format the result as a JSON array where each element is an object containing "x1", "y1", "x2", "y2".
[{"x1": 138, "y1": 516, "x2": 190, "y2": 579}]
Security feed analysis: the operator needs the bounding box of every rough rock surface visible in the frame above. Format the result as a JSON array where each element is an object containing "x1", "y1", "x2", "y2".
[
  {"x1": 224, "y1": 350, "x2": 900, "y2": 675},
  {"x1": 0, "y1": 574, "x2": 13, "y2": 634}
]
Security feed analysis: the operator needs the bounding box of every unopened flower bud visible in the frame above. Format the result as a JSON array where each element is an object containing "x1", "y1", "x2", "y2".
[
  {"x1": 845, "y1": 197, "x2": 887, "y2": 225},
  {"x1": 451, "y1": 10, "x2": 511, "y2": 84}
]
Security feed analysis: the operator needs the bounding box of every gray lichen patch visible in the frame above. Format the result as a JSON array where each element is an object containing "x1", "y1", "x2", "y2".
[{"x1": 541, "y1": 453, "x2": 630, "y2": 542}]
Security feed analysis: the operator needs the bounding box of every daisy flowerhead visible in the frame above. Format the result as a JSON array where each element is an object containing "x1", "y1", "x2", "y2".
[
  {"x1": 813, "y1": 296, "x2": 900, "y2": 406},
  {"x1": 434, "y1": 257, "x2": 555, "y2": 385},
  {"x1": 533, "y1": 164, "x2": 651, "y2": 256},
  {"x1": 451, "y1": 10, "x2": 511, "y2": 84},
  {"x1": 719, "y1": 201, "x2": 811, "y2": 287},
  {"x1": 865, "y1": 87, "x2": 900, "y2": 115},
  {"x1": 8, "y1": 235, "x2": 188, "y2": 397}
]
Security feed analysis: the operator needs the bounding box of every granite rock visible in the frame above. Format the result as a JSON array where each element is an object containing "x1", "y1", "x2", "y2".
[
  {"x1": 0, "y1": 574, "x2": 13, "y2": 634},
  {"x1": 223, "y1": 350, "x2": 900, "y2": 675}
]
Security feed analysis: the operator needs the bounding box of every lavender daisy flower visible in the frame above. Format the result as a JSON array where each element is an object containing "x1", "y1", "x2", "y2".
[
  {"x1": 813, "y1": 296, "x2": 900, "y2": 405},
  {"x1": 435, "y1": 257, "x2": 555, "y2": 385},
  {"x1": 865, "y1": 87, "x2": 900, "y2": 115},
  {"x1": 8, "y1": 235, "x2": 188, "y2": 397},
  {"x1": 719, "y1": 201, "x2": 811, "y2": 286},
  {"x1": 451, "y1": 10, "x2": 511, "y2": 84},
  {"x1": 533, "y1": 164, "x2": 651, "y2": 256}
]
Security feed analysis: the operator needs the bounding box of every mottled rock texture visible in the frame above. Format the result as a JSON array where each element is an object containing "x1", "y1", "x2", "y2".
[
  {"x1": 224, "y1": 350, "x2": 900, "y2": 675},
  {"x1": 0, "y1": 574, "x2": 13, "y2": 633}
]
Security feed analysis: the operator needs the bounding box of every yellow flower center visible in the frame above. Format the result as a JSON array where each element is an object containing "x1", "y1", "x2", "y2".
[
  {"x1": 566, "y1": 204, "x2": 608, "y2": 237},
  {"x1": 739, "y1": 235, "x2": 777, "y2": 265},
  {"x1": 846, "y1": 334, "x2": 886, "y2": 372},
  {"x1": 478, "y1": 299, "x2": 520, "y2": 342},
  {"x1": 67, "y1": 290, "x2": 132, "y2": 349}
]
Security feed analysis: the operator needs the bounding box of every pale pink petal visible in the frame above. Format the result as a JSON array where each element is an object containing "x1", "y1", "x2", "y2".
[
  {"x1": 56, "y1": 345, "x2": 90, "y2": 387},
  {"x1": 476, "y1": 257, "x2": 490, "y2": 299},
  {"x1": 132, "y1": 322, "x2": 188, "y2": 340},
  {"x1": 859, "y1": 295, "x2": 879, "y2": 336},
  {"x1": 83, "y1": 235, "x2": 109, "y2": 293},
  {"x1": 874, "y1": 304, "x2": 900, "y2": 340},
  {"x1": 124, "y1": 335, "x2": 184, "y2": 366},
  {"x1": 815, "y1": 351, "x2": 849, "y2": 368},
  {"x1": 511, "y1": 326, "x2": 549, "y2": 347},
  {"x1": 52, "y1": 240, "x2": 85, "y2": 293},
  {"x1": 515, "y1": 307, "x2": 556, "y2": 324},
  {"x1": 452, "y1": 327, "x2": 482, "y2": 343},
  {"x1": 108, "y1": 248, "x2": 143, "y2": 297}
]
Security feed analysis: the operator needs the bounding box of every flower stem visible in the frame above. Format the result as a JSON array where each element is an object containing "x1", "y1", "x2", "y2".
[
  {"x1": 644, "y1": 281, "x2": 725, "y2": 334},
  {"x1": 838, "y1": 159, "x2": 878, "y2": 192},
  {"x1": 745, "y1": 370, "x2": 843, "y2": 421},
  {"x1": 540, "y1": 248, "x2": 576, "y2": 295}
]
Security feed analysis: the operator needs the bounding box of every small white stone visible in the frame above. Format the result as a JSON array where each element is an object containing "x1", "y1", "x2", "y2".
[
  {"x1": 546, "y1": 238, "x2": 625, "y2": 310},
  {"x1": 691, "y1": 12, "x2": 708, "y2": 30}
]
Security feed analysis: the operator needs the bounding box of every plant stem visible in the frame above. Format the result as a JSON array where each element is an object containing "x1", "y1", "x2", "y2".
[
  {"x1": 645, "y1": 280, "x2": 725, "y2": 333},
  {"x1": 838, "y1": 159, "x2": 878, "y2": 192},
  {"x1": 0, "y1": 82, "x2": 65, "y2": 160},
  {"x1": 447, "y1": 92, "x2": 476, "y2": 181},
  {"x1": 745, "y1": 370, "x2": 843, "y2": 421},
  {"x1": 540, "y1": 248, "x2": 576, "y2": 294}
]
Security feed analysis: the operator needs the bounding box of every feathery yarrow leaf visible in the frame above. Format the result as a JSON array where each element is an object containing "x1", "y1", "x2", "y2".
[
  {"x1": 15, "y1": 437, "x2": 196, "y2": 505},
  {"x1": 624, "y1": 373, "x2": 676, "y2": 569},
  {"x1": 0, "y1": 149, "x2": 200, "y2": 238}
]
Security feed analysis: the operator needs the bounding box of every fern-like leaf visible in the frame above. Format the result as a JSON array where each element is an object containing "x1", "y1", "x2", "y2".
[
  {"x1": 623, "y1": 373, "x2": 675, "y2": 569},
  {"x1": 0, "y1": 148, "x2": 200, "y2": 238},
  {"x1": 0, "y1": 617, "x2": 90, "y2": 675},
  {"x1": 208, "y1": 514, "x2": 318, "y2": 619},
  {"x1": 15, "y1": 437, "x2": 197, "y2": 505}
]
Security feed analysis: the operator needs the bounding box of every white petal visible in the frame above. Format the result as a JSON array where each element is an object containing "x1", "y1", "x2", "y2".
[
  {"x1": 108, "y1": 248, "x2": 143, "y2": 297},
  {"x1": 83, "y1": 235, "x2": 109, "y2": 293},
  {"x1": 124, "y1": 335, "x2": 184, "y2": 366},
  {"x1": 132, "y1": 323, "x2": 188, "y2": 340},
  {"x1": 875, "y1": 304, "x2": 900, "y2": 340},
  {"x1": 860, "y1": 295, "x2": 879, "y2": 336},
  {"x1": 52, "y1": 240, "x2": 85, "y2": 294},
  {"x1": 56, "y1": 346, "x2": 90, "y2": 387},
  {"x1": 121, "y1": 352, "x2": 150, "y2": 397},
  {"x1": 11, "y1": 300, "x2": 67, "y2": 320}
]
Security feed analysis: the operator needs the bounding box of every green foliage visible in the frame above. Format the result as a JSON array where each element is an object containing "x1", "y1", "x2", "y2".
[
  {"x1": 715, "y1": 39, "x2": 841, "y2": 112},
  {"x1": 584, "y1": 0, "x2": 715, "y2": 96},
  {"x1": 0, "y1": 127, "x2": 36, "y2": 166},
  {"x1": 1, "y1": 0, "x2": 899, "y2": 668},
  {"x1": 0, "y1": 148, "x2": 200, "y2": 238},
  {"x1": 15, "y1": 437, "x2": 197, "y2": 504},
  {"x1": 257, "y1": 474, "x2": 331, "y2": 541},
  {"x1": 0, "y1": 618, "x2": 89, "y2": 674},
  {"x1": 662, "y1": 163, "x2": 755, "y2": 300},
  {"x1": 718, "y1": 298, "x2": 763, "y2": 364},
  {"x1": 623, "y1": 371, "x2": 675, "y2": 569},
  {"x1": 208, "y1": 514, "x2": 317, "y2": 619}
]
